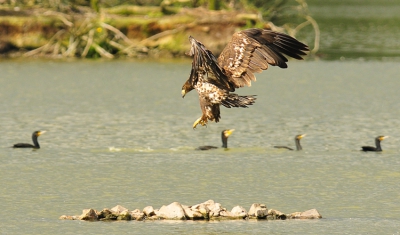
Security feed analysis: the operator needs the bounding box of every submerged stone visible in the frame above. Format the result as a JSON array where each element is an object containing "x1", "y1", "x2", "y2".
[
  {"x1": 59, "y1": 215, "x2": 79, "y2": 220},
  {"x1": 288, "y1": 209, "x2": 322, "y2": 219}
]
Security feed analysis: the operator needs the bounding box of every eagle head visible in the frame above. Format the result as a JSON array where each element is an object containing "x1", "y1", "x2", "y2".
[{"x1": 181, "y1": 80, "x2": 194, "y2": 98}]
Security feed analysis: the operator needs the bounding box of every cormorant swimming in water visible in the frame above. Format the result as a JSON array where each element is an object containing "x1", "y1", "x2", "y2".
[
  {"x1": 196, "y1": 129, "x2": 235, "y2": 150},
  {"x1": 274, "y1": 134, "x2": 306, "y2": 151},
  {"x1": 13, "y1": 130, "x2": 46, "y2": 149},
  {"x1": 361, "y1": 136, "x2": 388, "y2": 152}
]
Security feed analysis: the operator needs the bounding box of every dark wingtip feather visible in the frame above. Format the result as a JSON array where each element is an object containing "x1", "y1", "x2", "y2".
[{"x1": 245, "y1": 28, "x2": 310, "y2": 61}]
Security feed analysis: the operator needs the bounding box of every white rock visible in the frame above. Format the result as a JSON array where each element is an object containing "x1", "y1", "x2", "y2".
[
  {"x1": 248, "y1": 203, "x2": 268, "y2": 218},
  {"x1": 299, "y1": 209, "x2": 322, "y2": 219},
  {"x1": 143, "y1": 206, "x2": 155, "y2": 216},
  {"x1": 79, "y1": 208, "x2": 98, "y2": 221},
  {"x1": 219, "y1": 210, "x2": 233, "y2": 217},
  {"x1": 182, "y1": 204, "x2": 204, "y2": 219},
  {"x1": 110, "y1": 205, "x2": 128, "y2": 214},
  {"x1": 268, "y1": 209, "x2": 287, "y2": 220},
  {"x1": 208, "y1": 202, "x2": 223, "y2": 216},
  {"x1": 231, "y1": 205, "x2": 248, "y2": 218},
  {"x1": 130, "y1": 209, "x2": 145, "y2": 220},
  {"x1": 157, "y1": 202, "x2": 186, "y2": 220}
]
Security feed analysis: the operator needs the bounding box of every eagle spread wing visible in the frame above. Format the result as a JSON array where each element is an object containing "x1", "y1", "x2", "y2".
[
  {"x1": 186, "y1": 36, "x2": 234, "y2": 92},
  {"x1": 182, "y1": 28, "x2": 309, "y2": 128},
  {"x1": 218, "y1": 28, "x2": 309, "y2": 88}
]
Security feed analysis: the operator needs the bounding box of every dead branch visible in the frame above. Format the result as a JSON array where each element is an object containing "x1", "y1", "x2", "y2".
[
  {"x1": 100, "y1": 22, "x2": 132, "y2": 44},
  {"x1": 292, "y1": 15, "x2": 320, "y2": 54},
  {"x1": 43, "y1": 11, "x2": 73, "y2": 27},
  {"x1": 92, "y1": 42, "x2": 114, "y2": 59},
  {"x1": 24, "y1": 29, "x2": 66, "y2": 57},
  {"x1": 140, "y1": 25, "x2": 187, "y2": 45},
  {"x1": 82, "y1": 29, "x2": 95, "y2": 57}
]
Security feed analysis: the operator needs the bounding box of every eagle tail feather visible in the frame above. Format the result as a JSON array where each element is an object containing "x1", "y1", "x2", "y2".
[{"x1": 221, "y1": 94, "x2": 256, "y2": 108}]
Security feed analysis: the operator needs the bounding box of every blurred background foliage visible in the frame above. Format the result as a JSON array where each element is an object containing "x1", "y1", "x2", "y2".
[
  {"x1": 0, "y1": 0, "x2": 317, "y2": 58},
  {"x1": 1, "y1": 0, "x2": 309, "y2": 17}
]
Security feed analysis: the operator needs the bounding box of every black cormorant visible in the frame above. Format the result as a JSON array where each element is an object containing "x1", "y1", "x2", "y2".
[
  {"x1": 196, "y1": 129, "x2": 235, "y2": 150},
  {"x1": 13, "y1": 130, "x2": 46, "y2": 149},
  {"x1": 361, "y1": 136, "x2": 388, "y2": 152},
  {"x1": 274, "y1": 134, "x2": 306, "y2": 151}
]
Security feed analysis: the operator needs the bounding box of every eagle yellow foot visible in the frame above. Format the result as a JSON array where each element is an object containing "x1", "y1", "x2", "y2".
[{"x1": 192, "y1": 117, "x2": 208, "y2": 129}]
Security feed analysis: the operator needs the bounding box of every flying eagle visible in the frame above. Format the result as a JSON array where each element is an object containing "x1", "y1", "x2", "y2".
[{"x1": 181, "y1": 28, "x2": 309, "y2": 128}]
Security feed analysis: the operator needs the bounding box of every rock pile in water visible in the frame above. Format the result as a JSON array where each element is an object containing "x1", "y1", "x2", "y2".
[{"x1": 60, "y1": 200, "x2": 322, "y2": 221}]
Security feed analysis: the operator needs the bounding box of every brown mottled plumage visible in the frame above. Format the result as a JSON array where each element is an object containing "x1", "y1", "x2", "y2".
[{"x1": 182, "y1": 28, "x2": 309, "y2": 128}]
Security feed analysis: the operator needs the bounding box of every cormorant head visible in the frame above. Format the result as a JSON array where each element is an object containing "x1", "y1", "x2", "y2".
[
  {"x1": 33, "y1": 130, "x2": 46, "y2": 136},
  {"x1": 295, "y1": 134, "x2": 306, "y2": 140},
  {"x1": 377, "y1": 136, "x2": 388, "y2": 142},
  {"x1": 222, "y1": 129, "x2": 235, "y2": 138},
  {"x1": 181, "y1": 80, "x2": 194, "y2": 98}
]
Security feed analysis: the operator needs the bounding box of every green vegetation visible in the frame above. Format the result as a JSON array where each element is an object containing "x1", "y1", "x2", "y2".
[{"x1": 0, "y1": 0, "x2": 318, "y2": 58}]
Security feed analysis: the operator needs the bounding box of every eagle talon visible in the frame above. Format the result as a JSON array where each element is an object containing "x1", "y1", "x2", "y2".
[{"x1": 193, "y1": 117, "x2": 208, "y2": 129}]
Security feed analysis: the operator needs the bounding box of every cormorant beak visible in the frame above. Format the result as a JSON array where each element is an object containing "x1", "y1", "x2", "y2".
[
  {"x1": 181, "y1": 89, "x2": 186, "y2": 98},
  {"x1": 298, "y1": 134, "x2": 306, "y2": 139},
  {"x1": 38, "y1": 131, "x2": 46, "y2": 136},
  {"x1": 225, "y1": 129, "x2": 235, "y2": 137},
  {"x1": 380, "y1": 136, "x2": 389, "y2": 141}
]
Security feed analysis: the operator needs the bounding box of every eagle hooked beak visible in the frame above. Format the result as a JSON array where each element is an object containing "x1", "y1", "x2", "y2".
[{"x1": 181, "y1": 89, "x2": 186, "y2": 98}]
